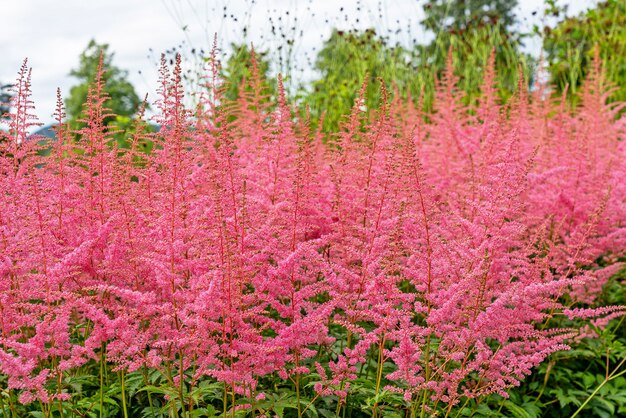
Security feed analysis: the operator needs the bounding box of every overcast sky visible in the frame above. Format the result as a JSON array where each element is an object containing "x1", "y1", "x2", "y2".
[{"x1": 1, "y1": 0, "x2": 597, "y2": 126}]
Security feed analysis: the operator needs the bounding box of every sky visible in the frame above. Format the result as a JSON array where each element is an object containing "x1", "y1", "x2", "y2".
[{"x1": 0, "y1": 0, "x2": 598, "y2": 126}]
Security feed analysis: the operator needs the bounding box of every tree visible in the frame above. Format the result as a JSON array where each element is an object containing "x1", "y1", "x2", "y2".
[
  {"x1": 220, "y1": 43, "x2": 275, "y2": 103},
  {"x1": 303, "y1": 2, "x2": 528, "y2": 134},
  {"x1": 418, "y1": 0, "x2": 530, "y2": 106},
  {"x1": 417, "y1": 23, "x2": 532, "y2": 105},
  {"x1": 305, "y1": 28, "x2": 415, "y2": 132},
  {"x1": 66, "y1": 39, "x2": 141, "y2": 127},
  {"x1": 0, "y1": 82, "x2": 12, "y2": 120},
  {"x1": 422, "y1": 0, "x2": 519, "y2": 35},
  {"x1": 544, "y1": 0, "x2": 626, "y2": 106},
  {"x1": 305, "y1": 24, "x2": 530, "y2": 134}
]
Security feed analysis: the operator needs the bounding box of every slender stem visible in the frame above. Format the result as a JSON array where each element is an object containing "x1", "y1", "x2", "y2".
[
  {"x1": 99, "y1": 345, "x2": 105, "y2": 418},
  {"x1": 187, "y1": 354, "x2": 198, "y2": 417},
  {"x1": 39, "y1": 400, "x2": 47, "y2": 418},
  {"x1": 50, "y1": 356, "x2": 65, "y2": 418},
  {"x1": 419, "y1": 333, "x2": 432, "y2": 418},
  {"x1": 610, "y1": 315, "x2": 625, "y2": 336},
  {"x1": 334, "y1": 331, "x2": 352, "y2": 418},
  {"x1": 142, "y1": 365, "x2": 156, "y2": 418},
  {"x1": 231, "y1": 383, "x2": 236, "y2": 418},
  {"x1": 223, "y1": 382, "x2": 228, "y2": 417},
  {"x1": 119, "y1": 371, "x2": 129, "y2": 418},
  {"x1": 300, "y1": 393, "x2": 322, "y2": 416},
  {"x1": 372, "y1": 334, "x2": 387, "y2": 417},
  {"x1": 533, "y1": 360, "x2": 555, "y2": 404},
  {"x1": 571, "y1": 378, "x2": 609, "y2": 418},
  {"x1": 496, "y1": 397, "x2": 505, "y2": 413},
  {"x1": 468, "y1": 395, "x2": 486, "y2": 418},
  {"x1": 295, "y1": 361, "x2": 302, "y2": 418},
  {"x1": 334, "y1": 394, "x2": 343, "y2": 418},
  {"x1": 0, "y1": 389, "x2": 8, "y2": 418},
  {"x1": 7, "y1": 389, "x2": 17, "y2": 418},
  {"x1": 571, "y1": 357, "x2": 626, "y2": 418},
  {"x1": 178, "y1": 352, "x2": 185, "y2": 417},
  {"x1": 450, "y1": 397, "x2": 471, "y2": 418}
]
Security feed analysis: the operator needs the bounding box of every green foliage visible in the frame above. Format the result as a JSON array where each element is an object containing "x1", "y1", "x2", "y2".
[
  {"x1": 0, "y1": 82, "x2": 11, "y2": 120},
  {"x1": 419, "y1": 0, "x2": 530, "y2": 107},
  {"x1": 422, "y1": 0, "x2": 519, "y2": 35},
  {"x1": 304, "y1": 28, "x2": 414, "y2": 132},
  {"x1": 544, "y1": 0, "x2": 626, "y2": 106},
  {"x1": 66, "y1": 39, "x2": 142, "y2": 126},
  {"x1": 304, "y1": 24, "x2": 530, "y2": 133},
  {"x1": 214, "y1": 3, "x2": 527, "y2": 135},
  {"x1": 300, "y1": 2, "x2": 528, "y2": 133},
  {"x1": 62, "y1": 40, "x2": 157, "y2": 153},
  {"x1": 220, "y1": 43, "x2": 275, "y2": 103},
  {"x1": 499, "y1": 266, "x2": 626, "y2": 418},
  {"x1": 417, "y1": 22, "x2": 533, "y2": 106}
]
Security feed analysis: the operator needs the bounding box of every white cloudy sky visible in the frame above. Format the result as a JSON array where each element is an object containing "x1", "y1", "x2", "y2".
[{"x1": 1, "y1": 0, "x2": 597, "y2": 126}]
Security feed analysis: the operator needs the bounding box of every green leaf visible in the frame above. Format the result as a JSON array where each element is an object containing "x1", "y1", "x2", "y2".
[
  {"x1": 520, "y1": 402, "x2": 541, "y2": 418},
  {"x1": 592, "y1": 396, "x2": 616, "y2": 415},
  {"x1": 300, "y1": 398, "x2": 318, "y2": 418},
  {"x1": 317, "y1": 408, "x2": 336, "y2": 418},
  {"x1": 137, "y1": 384, "x2": 178, "y2": 397},
  {"x1": 191, "y1": 405, "x2": 216, "y2": 417},
  {"x1": 582, "y1": 373, "x2": 596, "y2": 388},
  {"x1": 503, "y1": 400, "x2": 530, "y2": 418},
  {"x1": 274, "y1": 404, "x2": 285, "y2": 418}
]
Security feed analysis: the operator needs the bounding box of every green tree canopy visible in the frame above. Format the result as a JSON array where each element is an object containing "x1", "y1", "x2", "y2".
[
  {"x1": 305, "y1": 28, "x2": 415, "y2": 132},
  {"x1": 305, "y1": 23, "x2": 530, "y2": 134},
  {"x1": 416, "y1": 22, "x2": 532, "y2": 106},
  {"x1": 220, "y1": 43, "x2": 275, "y2": 103},
  {"x1": 418, "y1": 0, "x2": 529, "y2": 103},
  {"x1": 304, "y1": 2, "x2": 530, "y2": 134},
  {"x1": 544, "y1": 0, "x2": 626, "y2": 106},
  {"x1": 422, "y1": 0, "x2": 519, "y2": 35},
  {"x1": 66, "y1": 39, "x2": 141, "y2": 125},
  {"x1": 0, "y1": 82, "x2": 12, "y2": 120}
]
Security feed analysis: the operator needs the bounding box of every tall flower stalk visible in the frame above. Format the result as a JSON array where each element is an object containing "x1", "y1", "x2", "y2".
[{"x1": 0, "y1": 48, "x2": 624, "y2": 416}]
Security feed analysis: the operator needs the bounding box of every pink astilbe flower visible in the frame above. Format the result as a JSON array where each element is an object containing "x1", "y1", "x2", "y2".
[{"x1": 0, "y1": 45, "x2": 624, "y2": 413}]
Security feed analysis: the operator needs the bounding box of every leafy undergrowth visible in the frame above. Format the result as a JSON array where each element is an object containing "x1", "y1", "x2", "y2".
[{"x1": 0, "y1": 49, "x2": 625, "y2": 417}]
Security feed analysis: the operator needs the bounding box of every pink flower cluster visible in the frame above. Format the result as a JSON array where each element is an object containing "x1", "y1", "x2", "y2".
[{"x1": 0, "y1": 51, "x2": 624, "y2": 408}]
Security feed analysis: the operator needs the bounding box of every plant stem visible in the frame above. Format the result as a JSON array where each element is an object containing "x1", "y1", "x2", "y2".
[
  {"x1": 119, "y1": 370, "x2": 129, "y2": 418},
  {"x1": 301, "y1": 393, "x2": 322, "y2": 416},
  {"x1": 99, "y1": 344, "x2": 105, "y2": 418},
  {"x1": 39, "y1": 400, "x2": 47, "y2": 418},
  {"x1": 571, "y1": 357, "x2": 626, "y2": 418},
  {"x1": 296, "y1": 372, "x2": 302, "y2": 418},
  {"x1": 7, "y1": 389, "x2": 17, "y2": 418},
  {"x1": 334, "y1": 331, "x2": 353, "y2": 417},
  {"x1": 533, "y1": 360, "x2": 555, "y2": 405},
  {"x1": 142, "y1": 365, "x2": 156, "y2": 418},
  {"x1": 450, "y1": 397, "x2": 471, "y2": 418},
  {"x1": 418, "y1": 333, "x2": 432, "y2": 418},
  {"x1": 0, "y1": 390, "x2": 7, "y2": 418},
  {"x1": 372, "y1": 334, "x2": 386, "y2": 418},
  {"x1": 231, "y1": 383, "x2": 236, "y2": 418},
  {"x1": 178, "y1": 352, "x2": 185, "y2": 417},
  {"x1": 294, "y1": 350, "x2": 302, "y2": 418},
  {"x1": 223, "y1": 381, "x2": 228, "y2": 417}
]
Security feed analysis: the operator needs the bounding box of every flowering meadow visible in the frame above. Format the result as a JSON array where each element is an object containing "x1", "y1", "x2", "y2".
[{"x1": 0, "y1": 48, "x2": 625, "y2": 417}]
